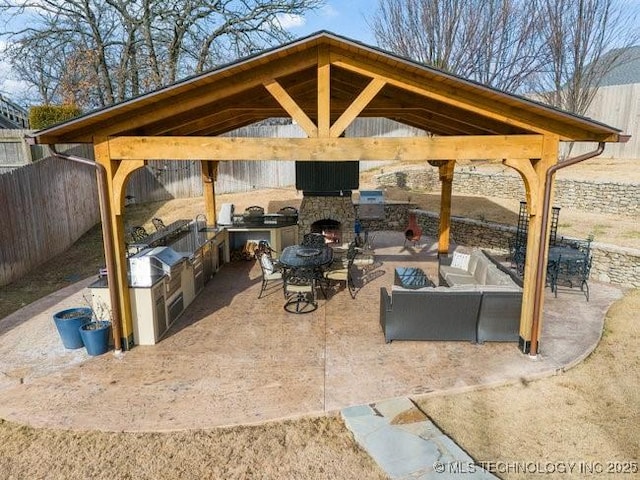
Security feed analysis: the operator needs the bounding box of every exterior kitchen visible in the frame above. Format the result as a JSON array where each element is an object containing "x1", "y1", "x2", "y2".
[
  {"x1": 88, "y1": 159, "x2": 399, "y2": 348},
  {"x1": 89, "y1": 209, "x2": 303, "y2": 346}
]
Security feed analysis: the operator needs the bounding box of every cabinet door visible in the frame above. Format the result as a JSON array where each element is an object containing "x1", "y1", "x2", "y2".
[
  {"x1": 153, "y1": 288, "x2": 167, "y2": 339},
  {"x1": 281, "y1": 226, "x2": 298, "y2": 249}
]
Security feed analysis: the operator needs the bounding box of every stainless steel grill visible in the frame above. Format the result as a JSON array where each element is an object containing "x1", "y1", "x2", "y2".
[
  {"x1": 358, "y1": 190, "x2": 385, "y2": 219},
  {"x1": 129, "y1": 246, "x2": 185, "y2": 287}
]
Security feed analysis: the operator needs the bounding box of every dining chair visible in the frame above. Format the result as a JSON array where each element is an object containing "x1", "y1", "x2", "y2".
[
  {"x1": 151, "y1": 217, "x2": 166, "y2": 232},
  {"x1": 323, "y1": 242, "x2": 357, "y2": 298},
  {"x1": 283, "y1": 267, "x2": 317, "y2": 313},
  {"x1": 257, "y1": 252, "x2": 283, "y2": 299}
]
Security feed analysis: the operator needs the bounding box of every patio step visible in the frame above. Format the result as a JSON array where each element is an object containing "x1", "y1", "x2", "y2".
[{"x1": 341, "y1": 397, "x2": 497, "y2": 479}]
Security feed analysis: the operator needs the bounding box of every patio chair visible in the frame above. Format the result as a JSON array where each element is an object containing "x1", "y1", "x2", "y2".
[
  {"x1": 151, "y1": 217, "x2": 166, "y2": 232},
  {"x1": 550, "y1": 253, "x2": 592, "y2": 301},
  {"x1": 254, "y1": 239, "x2": 278, "y2": 260},
  {"x1": 323, "y1": 242, "x2": 357, "y2": 298},
  {"x1": 302, "y1": 232, "x2": 326, "y2": 248},
  {"x1": 131, "y1": 226, "x2": 149, "y2": 242},
  {"x1": 283, "y1": 267, "x2": 317, "y2": 313},
  {"x1": 258, "y1": 251, "x2": 283, "y2": 299}
]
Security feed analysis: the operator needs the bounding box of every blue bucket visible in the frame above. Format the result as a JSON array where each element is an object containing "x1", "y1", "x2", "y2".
[
  {"x1": 53, "y1": 307, "x2": 92, "y2": 349},
  {"x1": 79, "y1": 321, "x2": 111, "y2": 356}
]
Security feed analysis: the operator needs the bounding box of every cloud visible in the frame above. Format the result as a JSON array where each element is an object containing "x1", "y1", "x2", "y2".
[
  {"x1": 277, "y1": 13, "x2": 306, "y2": 29},
  {"x1": 320, "y1": 4, "x2": 339, "y2": 18}
]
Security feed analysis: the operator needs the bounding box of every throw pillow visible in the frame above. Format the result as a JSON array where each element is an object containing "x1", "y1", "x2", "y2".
[
  {"x1": 260, "y1": 254, "x2": 274, "y2": 275},
  {"x1": 450, "y1": 252, "x2": 471, "y2": 270}
]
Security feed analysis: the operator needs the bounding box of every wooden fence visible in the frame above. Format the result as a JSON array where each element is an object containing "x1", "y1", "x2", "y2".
[
  {"x1": 0, "y1": 156, "x2": 100, "y2": 286},
  {"x1": 569, "y1": 83, "x2": 640, "y2": 158}
]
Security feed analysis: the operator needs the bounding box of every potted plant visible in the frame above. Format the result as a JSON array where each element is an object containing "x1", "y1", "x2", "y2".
[
  {"x1": 79, "y1": 320, "x2": 111, "y2": 356},
  {"x1": 53, "y1": 307, "x2": 92, "y2": 349}
]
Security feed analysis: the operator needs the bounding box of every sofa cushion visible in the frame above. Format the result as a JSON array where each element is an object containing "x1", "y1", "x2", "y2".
[
  {"x1": 467, "y1": 250, "x2": 484, "y2": 275},
  {"x1": 473, "y1": 260, "x2": 489, "y2": 284},
  {"x1": 485, "y1": 266, "x2": 512, "y2": 286},
  {"x1": 439, "y1": 264, "x2": 467, "y2": 279},
  {"x1": 444, "y1": 273, "x2": 477, "y2": 286}
]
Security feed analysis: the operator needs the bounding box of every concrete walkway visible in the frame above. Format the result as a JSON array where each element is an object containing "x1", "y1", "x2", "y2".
[
  {"x1": 342, "y1": 397, "x2": 497, "y2": 479},
  {"x1": 0, "y1": 232, "x2": 623, "y2": 473}
]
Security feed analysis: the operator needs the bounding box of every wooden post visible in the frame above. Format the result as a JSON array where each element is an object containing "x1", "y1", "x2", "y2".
[
  {"x1": 201, "y1": 160, "x2": 218, "y2": 225},
  {"x1": 437, "y1": 161, "x2": 455, "y2": 257},
  {"x1": 504, "y1": 135, "x2": 558, "y2": 353},
  {"x1": 94, "y1": 137, "x2": 144, "y2": 349}
]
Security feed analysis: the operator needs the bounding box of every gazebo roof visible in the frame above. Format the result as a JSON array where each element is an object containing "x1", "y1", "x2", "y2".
[{"x1": 32, "y1": 31, "x2": 625, "y2": 145}]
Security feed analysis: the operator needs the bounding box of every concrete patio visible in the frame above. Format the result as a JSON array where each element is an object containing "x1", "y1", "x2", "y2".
[{"x1": 0, "y1": 232, "x2": 623, "y2": 432}]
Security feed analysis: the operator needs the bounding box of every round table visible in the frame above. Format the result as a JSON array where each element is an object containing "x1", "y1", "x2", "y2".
[{"x1": 279, "y1": 245, "x2": 333, "y2": 313}]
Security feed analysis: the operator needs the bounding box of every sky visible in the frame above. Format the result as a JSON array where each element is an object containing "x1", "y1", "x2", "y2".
[{"x1": 282, "y1": 0, "x2": 376, "y2": 44}]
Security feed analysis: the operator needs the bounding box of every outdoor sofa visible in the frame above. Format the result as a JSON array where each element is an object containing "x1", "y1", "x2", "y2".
[{"x1": 379, "y1": 249, "x2": 522, "y2": 343}]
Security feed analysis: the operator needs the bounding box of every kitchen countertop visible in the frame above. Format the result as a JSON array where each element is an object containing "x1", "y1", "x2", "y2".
[{"x1": 169, "y1": 226, "x2": 222, "y2": 259}]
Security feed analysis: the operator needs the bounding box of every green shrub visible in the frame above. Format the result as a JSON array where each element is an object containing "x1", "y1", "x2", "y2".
[{"x1": 29, "y1": 104, "x2": 82, "y2": 129}]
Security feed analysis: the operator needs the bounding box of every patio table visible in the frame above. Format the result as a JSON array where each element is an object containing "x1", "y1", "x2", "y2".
[
  {"x1": 279, "y1": 245, "x2": 334, "y2": 269},
  {"x1": 394, "y1": 266, "x2": 435, "y2": 289}
]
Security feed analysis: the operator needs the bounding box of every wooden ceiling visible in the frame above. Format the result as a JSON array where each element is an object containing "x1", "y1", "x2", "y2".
[{"x1": 32, "y1": 32, "x2": 624, "y2": 145}]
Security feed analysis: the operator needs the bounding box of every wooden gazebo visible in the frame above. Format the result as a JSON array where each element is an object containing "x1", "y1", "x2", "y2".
[{"x1": 31, "y1": 32, "x2": 627, "y2": 355}]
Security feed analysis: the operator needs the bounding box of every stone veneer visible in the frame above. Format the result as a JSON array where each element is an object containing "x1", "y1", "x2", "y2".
[
  {"x1": 410, "y1": 209, "x2": 640, "y2": 288},
  {"x1": 298, "y1": 195, "x2": 357, "y2": 244},
  {"x1": 375, "y1": 168, "x2": 639, "y2": 216}
]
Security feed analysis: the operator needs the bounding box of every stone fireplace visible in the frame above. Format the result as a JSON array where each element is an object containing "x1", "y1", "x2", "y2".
[{"x1": 298, "y1": 194, "x2": 356, "y2": 245}]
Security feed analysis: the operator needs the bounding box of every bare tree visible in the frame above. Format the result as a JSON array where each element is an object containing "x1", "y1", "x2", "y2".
[
  {"x1": 369, "y1": 0, "x2": 545, "y2": 92},
  {"x1": 0, "y1": 0, "x2": 324, "y2": 109},
  {"x1": 535, "y1": 0, "x2": 639, "y2": 115}
]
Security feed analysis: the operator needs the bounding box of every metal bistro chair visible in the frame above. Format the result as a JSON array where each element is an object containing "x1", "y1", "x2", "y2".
[
  {"x1": 151, "y1": 217, "x2": 166, "y2": 232},
  {"x1": 257, "y1": 251, "x2": 284, "y2": 299},
  {"x1": 550, "y1": 253, "x2": 593, "y2": 301},
  {"x1": 323, "y1": 242, "x2": 358, "y2": 298},
  {"x1": 283, "y1": 267, "x2": 317, "y2": 313},
  {"x1": 254, "y1": 240, "x2": 278, "y2": 260},
  {"x1": 302, "y1": 232, "x2": 326, "y2": 249}
]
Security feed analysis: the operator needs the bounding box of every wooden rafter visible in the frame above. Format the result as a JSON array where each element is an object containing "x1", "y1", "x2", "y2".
[
  {"x1": 329, "y1": 52, "x2": 619, "y2": 142},
  {"x1": 330, "y1": 77, "x2": 386, "y2": 137},
  {"x1": 264, "y1": 80, "x2": 317, "y2": 137}
]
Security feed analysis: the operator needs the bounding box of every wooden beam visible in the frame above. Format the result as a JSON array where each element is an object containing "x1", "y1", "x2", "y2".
[
  {"x1": 317, "y1": 45, "x2": 331, "y2": 137},
  {"x1": 112, "y1": 160, "x2": 145, "y2": 216},
  {"x1": 107, "y1": 135, "x2": 544, "y2": 162},
  {"x1": 330, "y1": 77, "x2": 386, "y2": 137},
  {"x1": 503, "y1": 158, "x2": 540, "y2": 215},
  {"x1": 264, "y1": 80, "x2": 317, "y2": 137}
]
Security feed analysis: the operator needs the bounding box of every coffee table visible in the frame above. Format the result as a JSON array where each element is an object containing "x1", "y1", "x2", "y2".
[{"x1": 394, "y1": 267, "x2": 435, "y2": 289}]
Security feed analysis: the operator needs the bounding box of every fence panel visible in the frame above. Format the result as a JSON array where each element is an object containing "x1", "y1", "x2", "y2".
[{"x1": 0, "y1": 157, "x2": 100, "y2": 286}]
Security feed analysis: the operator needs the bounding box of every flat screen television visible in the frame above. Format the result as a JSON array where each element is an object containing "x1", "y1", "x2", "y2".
[{"x1": 295, "y1": 161, "x2": 359, "y2": 193}]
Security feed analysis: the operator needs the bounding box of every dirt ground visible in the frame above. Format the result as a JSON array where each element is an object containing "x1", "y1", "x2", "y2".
[{"x1": 0, "y1": 159, "x2": 638, "y2": 478}]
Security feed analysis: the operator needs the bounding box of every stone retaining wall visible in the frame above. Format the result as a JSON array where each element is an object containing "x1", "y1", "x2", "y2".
[
  {"x1": 358, "y1": 203, "x2": 639, "y2": 288},
  {"x1": 375, "y1": 168, "x2": 639, "y2": 216}
]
